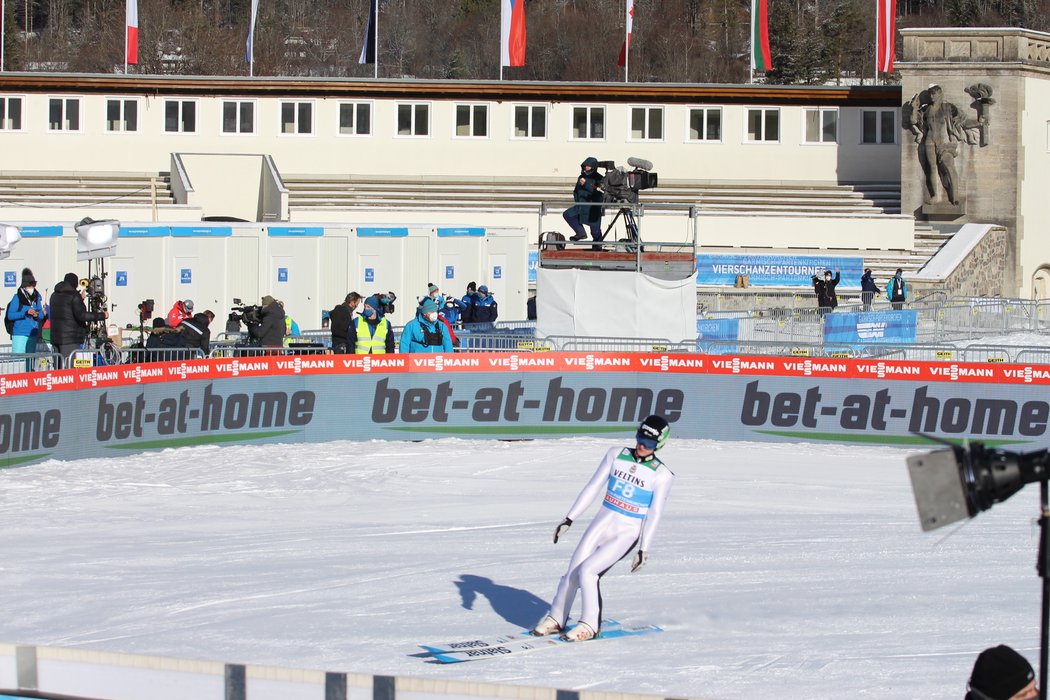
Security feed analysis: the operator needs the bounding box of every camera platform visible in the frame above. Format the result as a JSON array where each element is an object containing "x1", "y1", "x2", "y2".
[{"x1": 538, "y1": 237, "x2": 696, "y2": 281}]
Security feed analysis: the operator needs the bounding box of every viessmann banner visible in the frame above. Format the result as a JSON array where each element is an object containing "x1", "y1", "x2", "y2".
[{"x1": 2, "y1": 353, "x2": 1049, "y2": 467}]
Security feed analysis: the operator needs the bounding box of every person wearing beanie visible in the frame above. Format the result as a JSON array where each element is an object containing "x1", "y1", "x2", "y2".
[
  {"x1": 349, "y1": 295, "x2": 394, "y2": 354},
  {"x1": 399, "y1": 297, "x2": 453, "y2": 353},
  {"x1": 460, "y1": 281, "x2": 480, "y2": 326},
  {"x1": 470, "y1": 284, "x2": 499, "y2": 327},
  {"x1": 48, "y1": 270, "x2": 107, "y2": 368},
  {"x1": 249, "y1": 295, "x2": 285, "y2": 348},
  {"x1": 966, "y1": 645, "x2": 1037, "y2": 700},
  {"x1": 6, "y1": 267, "x2": 47, "y2": 357},
  {"x1": 427, "y1": 283, "x2": 442, "y2": 301}
]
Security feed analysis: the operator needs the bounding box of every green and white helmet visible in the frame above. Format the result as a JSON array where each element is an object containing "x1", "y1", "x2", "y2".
[{"x1": 636, "y1": 415, "x2": 670, "y2": 451}]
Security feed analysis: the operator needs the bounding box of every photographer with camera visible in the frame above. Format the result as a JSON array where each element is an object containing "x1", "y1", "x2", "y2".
[
  {"x1": 178, "y1": 309, "x2": 214, "y2": 355},
  {"x1": 251, "y1": 295, "x2": 286, "y2": 348},
  {"x1": 563, "y1": 157, "x2": 604, "y2": 249},
  {"x1": 48, "y1": 272, "x2": 107, "y2": 368}
]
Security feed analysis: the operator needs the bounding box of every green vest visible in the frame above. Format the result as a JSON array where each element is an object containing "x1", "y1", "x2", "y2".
[{"x1": 355, "y1": 316, "x2": 389, "y2": 354}]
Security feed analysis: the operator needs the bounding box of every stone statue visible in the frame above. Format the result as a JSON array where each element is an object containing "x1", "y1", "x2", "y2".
[{"x1": 904, "y1": 84, "x2": 986, "y2": 207}]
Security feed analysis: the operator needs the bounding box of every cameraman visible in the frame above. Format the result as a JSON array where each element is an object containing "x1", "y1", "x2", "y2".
[
  {"x1": 49, "y1": 272, "x2": 107, "y2": 368},
  {"x1": 563, "y1": 157, "x2": 604, "y2": 247},
  {"x1": 250, "y1": 295, "x2": 286, "y2": 348},
  {"x1": 179, "y1": 310, "x2": 214, "y2": 355}
]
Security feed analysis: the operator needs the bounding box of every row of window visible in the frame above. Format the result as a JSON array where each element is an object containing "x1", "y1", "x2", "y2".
[{"x1": 0, "y1": 95, "x2": 899, "y2": 145}]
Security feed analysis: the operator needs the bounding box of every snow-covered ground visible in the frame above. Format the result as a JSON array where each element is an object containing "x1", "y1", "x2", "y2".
[{"x1": 0, "y1": 437, "x2": 1041, "y2": 700}]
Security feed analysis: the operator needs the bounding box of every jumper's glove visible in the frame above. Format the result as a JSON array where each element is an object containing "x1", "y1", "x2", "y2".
[
  {"x1": 630, "y1": 550, "x2": 648, "y2": 572},
  {"x1": 553, "y1": 518, "x2": 573, "y2": 544}
]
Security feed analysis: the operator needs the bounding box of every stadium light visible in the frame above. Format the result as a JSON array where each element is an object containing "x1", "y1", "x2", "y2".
[
  {"x1": 75, "y1": 217, "x2": 120, "y2": 261},
  {"x1": 0, "y1": 223, "x2": 23, "y2": 260}
]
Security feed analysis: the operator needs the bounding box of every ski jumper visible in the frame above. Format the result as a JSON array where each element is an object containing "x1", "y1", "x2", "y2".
[{"x1": 546, "y1": 446, "x2": 674, "y2": 631}]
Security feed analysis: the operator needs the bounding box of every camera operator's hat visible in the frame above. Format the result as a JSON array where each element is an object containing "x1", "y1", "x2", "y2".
[
  {"x1": 970, "y1": 645, "x2": 1035, "y2": 699},
  {"x1": 184, "y1": 299, "x2": 194, "y2": 310},
  {"x1": 261, "y1": 295, "x2": 275, "y2": 306},
  {"x1": 63, "y1": 272, "x2": 79, "y2": 287}
]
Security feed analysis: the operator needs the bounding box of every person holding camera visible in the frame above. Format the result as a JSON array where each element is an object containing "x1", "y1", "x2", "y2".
[
  {"x1": 49, "y1": 272, "x2": 108, "y2": 367},
  {"x1": 563, "y1": 156, "x2": 604, "y2": 247},
  {"x1": 349, "y1": 295, "x2": 395, "y2": 354},
  {"x1": 250, "y1": 295, "x2": 286, "y2": 348},
  {"x1": 811, "y1": 269, "x2": 840, "y2": 317}
]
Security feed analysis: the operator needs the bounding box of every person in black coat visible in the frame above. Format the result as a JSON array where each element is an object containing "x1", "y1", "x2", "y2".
[
  {"x1": 48, "y1": 272, "x2": 107, "y2": 367},
  {"x1": 811, "y1": 269, "x2": 840, "y2": 316},
  {"x1": 329, "y1": 292, "x2": 361, "y2": 354},
  {"x1": 563, "y1": 156, "x2": 604, "y2": 245},
  {"x1": 178, "y1": 311, "x2": 214, "y2": 355},
  {"x1": 250, "y1": 295, "x2": 286, "y2": 348},
  {"x1": 860, "y1": 268, "x2": 881, "y2": 312},
  {"x1": 145, "y1": 317, "x2": 188, "y2": 362}
]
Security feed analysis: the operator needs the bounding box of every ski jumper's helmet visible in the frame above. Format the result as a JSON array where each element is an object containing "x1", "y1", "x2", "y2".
[{"x1": 636, "y1": 415, "x2": 670, "y2": 451}]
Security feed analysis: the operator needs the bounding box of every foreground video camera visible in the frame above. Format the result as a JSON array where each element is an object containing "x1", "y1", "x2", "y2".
[
  {"x1": 226, "y1": 298, "x2": 263, "y2": 334},
  {"x1": 597, "y1": 157, "x2": 659, "y2": 204},
  {"x1": 907, "y1": 441, "x2": 1048, "y2": 531}
]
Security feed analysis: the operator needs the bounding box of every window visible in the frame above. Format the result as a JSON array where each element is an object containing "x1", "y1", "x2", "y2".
[
  {"x1": 106, "y1": 99, "x2": 138, "y2": 132},
  {"x1": 804, "y1": 107, "x2": 838, "y2": 143},
  {"x1": 862, "y1": 109, "x2": 896, "y2": 144},
  {"x1": 164, "y1": 100, "x2": 197, "y2": 133},
  {"x1": 455, "y1": 104, "x2": 488, "y2": 137},
  {"x1": 572, "y1": 106, "x2": 605, "y2": 139},
  {"x1": 281, "y1": 101, "x2": 313, "y2": 134},
  {"x1": 0, "y1": 96, "x2": 23, "y2": 130},
  {"x1": 746, "y1": 108, "x2": 779, "y2": 142},
  {"x1": 49, "y1": 97, "x2": 80, "y2": 131},
  {"x1": 338, "y1": 102, "x2": 371, "y2": 135},
  {"x1": 222, "y1": 101, "x2": 255, "y2": 134},
  {"x1": 513, "y1": 104, "x2": 546, "y2": 138},
  {"x1": 688, "y1": 107, "x2": 722, "y2": 142},
  {"x1": 397, "y1": 103, "x2": 429, "y2": 136},
  {"x1": 630, "y1": 106, "x2": 663, "y2": 140}
]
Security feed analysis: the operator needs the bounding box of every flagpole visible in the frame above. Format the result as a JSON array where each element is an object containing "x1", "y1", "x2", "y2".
[
  {"x1": 124, "y1": 13, "x2": 128, "y2": 74},
  {"x1": 2, "y1": 0, "x2": 6, "y2": 73},
  {"x1": 623, "y1": 0, "x2": 629, "y2": 83}
]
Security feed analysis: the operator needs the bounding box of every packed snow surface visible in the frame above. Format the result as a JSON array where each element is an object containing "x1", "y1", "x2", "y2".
[{"x1": 0, "y1": 437, "x2": 1040, "y2": 700}]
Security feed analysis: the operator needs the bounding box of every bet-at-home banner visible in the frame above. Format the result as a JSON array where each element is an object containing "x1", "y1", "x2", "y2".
[{"x1": 2, "y1": 352, "x2": 1049, "y2": 467}]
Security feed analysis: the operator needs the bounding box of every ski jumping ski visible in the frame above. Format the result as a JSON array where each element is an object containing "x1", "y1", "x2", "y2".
[{"x1": 420, "y1": 622, "x2": 662, "y2": 664}]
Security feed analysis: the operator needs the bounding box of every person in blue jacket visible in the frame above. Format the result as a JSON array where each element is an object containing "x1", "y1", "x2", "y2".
[
  {"x1": 399, "y1": 298, "x2": 453, "y2": 353},
  {"x1": 6, "y1": 268, "x2": 47, "y2": 355},
  {"x1": 470, "y1": 285, "x2": 499, "y2": 326}
]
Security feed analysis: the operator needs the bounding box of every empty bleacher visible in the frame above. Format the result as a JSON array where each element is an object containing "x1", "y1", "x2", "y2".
[{"x1": 0, "y1": 171, "x2": 175, "y2": 206}]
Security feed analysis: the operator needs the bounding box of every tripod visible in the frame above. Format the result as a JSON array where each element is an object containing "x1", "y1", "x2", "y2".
[{"x1": 601, "y1": 205, "x2": 640, "y2": 252}]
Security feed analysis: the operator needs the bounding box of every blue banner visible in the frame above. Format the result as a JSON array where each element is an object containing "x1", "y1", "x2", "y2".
[
  {"x1": 696, "y1": 318, "x2": 739, "y2": 352},
  {"x1": 823, "y1": 310, "x2": 918, "y2": 344},
  {"x1": 357, "y1": 227, "x2": 408, "y2": 237},
  {"x1": 696, "y1": 254, "x2": 864, "y2": 288},
  {"x1": 436, "y1": 227, "x2": 485, "y2": 237},
  {"x1": 528, "y1": 251, "x2": 538, "y2": 284},
  {"x1": 268, "y1": 226, "x2": 323, "y2": 237}
]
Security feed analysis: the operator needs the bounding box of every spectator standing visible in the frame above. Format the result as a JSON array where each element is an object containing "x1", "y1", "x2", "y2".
[
  {"x1": 399, "y1": 298, "x2": 453, "y2": 353},
  {"x1": 179, "y1": 310, "x2": 214, "y2": 355},
  {"x1": 167, "y1": 299, "x2": 194, "y2": 328},
  {"x1": 6, "y1": 268, "x2": 47, "y2": 355},
  {"x1": 49, "y1": 272, "x2": 107, "y2": 367},
  {"x1": 965, "y1": 645, "x2": 1037, "y2": 700},
  {"x1": 563, "y1": 157, "x2": 604, "y2": 245},
  {"x1": 251, "y1": 295, "x2": 286, "y2": 348},
  {"x1": 329, "y1": 292, "x2": 362, "y2": 354},
  {"x1": 145, "y1": 317, "x2": 188, "y2": 361},
  {"x1": 811, "y1": 269, "x2": 840, "y2": 316},
  {"x1": 471, "y1": 285, "x2": 499, "y2": 326},
  {"x1": 460, "y1": 282, "x2": 480, "y2": 325},
  {"x1": 441, "y1": 294, "x2": 467, "y2": 328},
  {"x1": 350, "y1": 295, "x2": 395, "y2": 354},
  {"x1": 860, "y1": 268, "x2": 881, "y2": 312},
  {"x1": 887, "y1": 268, "x2": 908, "y2": 311}
]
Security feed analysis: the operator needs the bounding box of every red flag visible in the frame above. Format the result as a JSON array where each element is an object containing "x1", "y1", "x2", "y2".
[
  {"x1": 876, "y1": 0, "x2": 896, "y2": 73},
  {"x1": 750, "y1": 0, "x2": 772, "y2": 72},
  {"x1": 501, "y1": 0, "x2": 526, "y2": 67},
  {"x1": 617, "y1": 0, "x2": 634, "y2": 67},
  {"x1": 126, "y1": 0, "x2": 139, "y2": 66}
]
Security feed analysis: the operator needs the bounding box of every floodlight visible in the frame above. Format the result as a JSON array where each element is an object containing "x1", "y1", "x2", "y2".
[
  {"x1": 0, "y1": 223, "x2": 22, "y2": 260},
  {"x1": 75, "y1": 217, "x2": 120, "y2": 261}
]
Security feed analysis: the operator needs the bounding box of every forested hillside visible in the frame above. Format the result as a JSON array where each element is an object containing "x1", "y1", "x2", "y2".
[{"x1": 2, "y1": 0, "x2": 1046, "y2": 84}]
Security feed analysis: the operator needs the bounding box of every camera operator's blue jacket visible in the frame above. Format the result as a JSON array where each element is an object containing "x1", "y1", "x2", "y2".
[{"x1": 399, "y1": 312, "x2": 454, "y2": 353}]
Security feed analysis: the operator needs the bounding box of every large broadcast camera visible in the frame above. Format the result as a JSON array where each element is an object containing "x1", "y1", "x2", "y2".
[
  {"x1": 596, "y1": 157, "x2": 658, "y2": 205},
  {"x1": 226, "y1": 298, "x2": 263, "y2": 334},
  {"x1": 80, "y1": 273, "x2": 109, "y2": 340}
]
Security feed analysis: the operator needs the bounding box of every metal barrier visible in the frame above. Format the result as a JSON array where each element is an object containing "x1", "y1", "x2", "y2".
[
  {"x1": 546, "y1": 336, "x2": 696, "y2": 353},
  {"x1": 458, "y1": 334, "x2": 552, "y2": 352},
  {"x1": 207, "y1": 345, "x2": 328, "y2": 358},
  {"x1": 0, "y1": 352, "x2": 61, "y2": 374}
]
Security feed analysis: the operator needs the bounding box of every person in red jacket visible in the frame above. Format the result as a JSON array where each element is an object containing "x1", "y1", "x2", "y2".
[{"x1": 166, "y1": 299, "x2": 194, "y2": 328}]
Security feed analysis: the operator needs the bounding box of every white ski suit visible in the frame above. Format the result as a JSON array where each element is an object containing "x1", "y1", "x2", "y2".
[{"x1": 545, "y1": 446, "x2": 675, "y2": 631}]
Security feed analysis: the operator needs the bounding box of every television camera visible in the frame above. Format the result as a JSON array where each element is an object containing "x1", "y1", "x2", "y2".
[
  {"x1": 907, "y1": 439, "x2": 1050, "y2": 698},
  {"x1": 368, "y1": 291, "x2": 398, "y2": 316},
  {"x1": 226, "y1": 299, "x2": 263, "y2": 334},
  {"x1": 596, "y1": 157, "x2": 658, "y2": 249}
]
